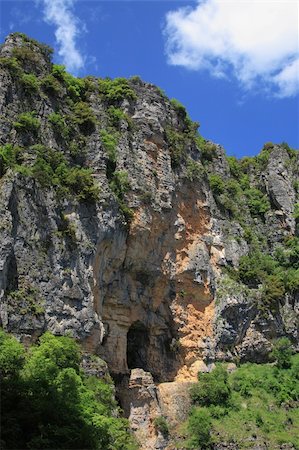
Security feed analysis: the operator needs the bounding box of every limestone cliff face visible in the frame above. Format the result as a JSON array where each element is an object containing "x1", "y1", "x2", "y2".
[{"x1": 0, "y1": 32, "x2": 298, "y2": 396}]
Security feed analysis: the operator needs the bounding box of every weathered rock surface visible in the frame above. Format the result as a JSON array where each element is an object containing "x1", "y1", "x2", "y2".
[
  {"x1": 0, "y1": 33, "x2": 298, "y2": 385},
  {"x1": 126, "y1": 369, "x2": 168, "y2": 450}
]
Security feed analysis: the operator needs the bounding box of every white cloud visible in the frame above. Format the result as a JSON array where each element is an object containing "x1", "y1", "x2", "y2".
[
  {"x1": 164, "y1": 0, "x2": 299, "y2": 97},
  {"x1": 40, "y1": 0, "x2": 84, "y2": 74}
]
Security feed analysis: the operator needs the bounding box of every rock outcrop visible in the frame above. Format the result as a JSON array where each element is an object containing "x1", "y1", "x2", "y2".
[{"x1": 0, "y1": 33, "x2": 298, "y2": 442}]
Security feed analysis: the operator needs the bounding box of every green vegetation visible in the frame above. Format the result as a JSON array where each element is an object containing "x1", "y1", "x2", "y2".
[
  {"x1": 0, "y1": 56, "x2": 22, "y2": 76},
  {"x1": 100, "y1": 128, "x2": 120, "y2": 179},
  {"x1": 31, "y1": 146, "x2": 99, "y2": 201},
  {"x1": 12, "y1": 46, "x2": 40, "y2": 67},
  {"x1": 0, "y1": 144, "x2": 22, "y2": 175},
  {"x1": 170, "y1": 98, "x2": 188, "y2": 117},
  {"x1": 200, "y1": 142, "x2": 217, "y2": 163},
  {"x1": 208, "y1": 169, "x2": 270, "y2": 219},
  {"x1": 48, "y1": 112, "x2": 69, "y2": 139},
  {"x1": 0, "y1": 144, "x2": 99, "y2": 202},
  {"x1": 52, "y1": 64, "x2": 85, "y2": 101},
  {"x1": 20, "y1": 73, "x2": 39, "y2": 93},
  {"x1": 184, "y1": 351, "x2": 299, "y2": 449},
  {"x1": 153, "y1": 416, "x2": 169, "y2": 436},
  {"x1": 185, "y1": 158, "x2": 204, "y2": 182},
  {"x1": 98, "y1": 77, "x2": 137, "y2": 104},
  {"x1": 165, "y1": 127, "x2": 188, "y2": 168},
  {"x1": 56, "y1": 213, "x2": 77, "y2": 243},
  {"x1": 271, "y1": 337, "x2": 293, "y2": 369},
  {"x1": 244, "y1": 187, "x2": 270, "y2": 216},
  {"x1": 11, "y1": 32, "x2": 53, "y2": 60},
  {"x1": 107, "y1": 106, "x2": 129, "y2": 128},
  {"x1": 72, "y1": 101, "x2": 96, "y2": 135},
  {"x1": 0, "y1": 330, "x2": 136, "y2": 450},
  {"x1": 186, "y1": 408, "x2": 212, "y2": 449},
  {"x1": 190, "y1": 365, "x2": 231, "y2": 407},
  {"x1": 208, "y1": 174, "x2": 225, "y2": 196},
  {"x1": 7, "y1": 285, "x2": 45, "y2": 315},
  {"x1": 109, "y1": 170, "x2": 134, "y2": 222},
  {"x1": 13, "y1": 111, "x2": 40, "y2": 135},
  {"x1": 231, "y1": 238, "x2": 299, "y2": 311},
  {"x1": 109, "y1": 170, "x2": 130, "y2": 201},
  {"x1": 40, "y1": 74, "x2": 63, "y2": 96}
]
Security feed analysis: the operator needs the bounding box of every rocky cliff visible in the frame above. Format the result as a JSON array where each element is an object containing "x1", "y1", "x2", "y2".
[{"x1": 0, "y1": 33, "x2": 298, "y2": 448}]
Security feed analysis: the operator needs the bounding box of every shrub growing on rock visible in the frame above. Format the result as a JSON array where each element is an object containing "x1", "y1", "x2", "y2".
[
  {"x1": 190, "y1": 364, "x2": 231, "y2": 407},
  {"x1": 13, "y1": 111, "x2": 40, "y2": 135}
]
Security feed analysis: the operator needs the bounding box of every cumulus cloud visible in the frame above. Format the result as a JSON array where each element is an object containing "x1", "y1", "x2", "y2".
[
  {"x1": 164, "y1": 0, "x2": 299, "y2": 97},
  {"x1": 40, "y1": 0, "x2": 84, "y2": 74}
]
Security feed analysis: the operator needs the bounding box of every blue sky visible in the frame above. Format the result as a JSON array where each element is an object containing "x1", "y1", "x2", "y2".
[{"x1": 0, "y1": 0, "x2": 298, "y2": 157}]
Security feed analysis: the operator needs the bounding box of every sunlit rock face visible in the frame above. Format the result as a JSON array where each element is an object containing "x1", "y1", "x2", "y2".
[{"x1": 0, "y1": 33, "x2": 298, "y2": 388}]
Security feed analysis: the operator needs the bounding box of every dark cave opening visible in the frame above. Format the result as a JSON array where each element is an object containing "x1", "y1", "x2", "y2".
[{"x1": 127, "y1": 321, "x2": 150, "y2": 371}]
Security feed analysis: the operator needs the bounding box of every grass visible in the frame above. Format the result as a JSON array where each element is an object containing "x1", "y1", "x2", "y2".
[{"x1": 183, "y1": 355, "x2": 299, "y2": 449}]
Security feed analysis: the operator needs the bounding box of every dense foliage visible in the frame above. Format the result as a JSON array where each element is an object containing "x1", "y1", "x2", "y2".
[
  {"x1": 232, "y1": 237, "x2": 299, "y2": 311},
  {"x1": 0, "y1": 330, "x2": 137, "y2": 450},
  {"x1": 0, "y1": 144, "x2": 99, "y2": 201},
  {"x1": 183, "y1": 342, "x2": 299, "y2": 449},
  {"x1": 98, "y1": 77, "x2": 137, "y2": 104}
]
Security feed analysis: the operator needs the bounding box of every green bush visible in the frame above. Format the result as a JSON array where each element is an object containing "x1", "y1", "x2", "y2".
[
  {"x1": 52, "y1": 65, "x2": 85, "y2": 101},
  {"x1": 263, "y1": 141, "x2": 274, "y2": 150},
  {"x1": 72, "y1": 102, "x2": 96, "y2": 135},
  {"x1": 236, "y1": 244, "x2": 299, "y2": 311},
  {"x1": 12, "y1": 32, "x2": 53, "y2": 60},
  {"x1": 255, "y1": 150, "x2": 270, "y2": 171},
  {"x1": 109, "y1": 171, "x2": 133, "y2": 222},
  {"x1": 0, "y1": 144, "x2": 22, "y2": 175},
  {"x1": 1, "y1": 144, "x2": 98, "y2": 202},
  {"x1": 69, "y1": 136, "x2": 87, "y2": 160},
  {"x1": 261, "y1": 274, "x2": 285, "y2": 308},
  {"x1": 165, "y1": 127, "x2": 187, "y2": 168},
  {"x1": 48, "y1": 112, "x2": 69, "y2": 139},
  {"x1": 217, "y1": 193, "x2": 238, "y2": 217},
  {"x1": 208, "y1": 174, "x2": 225, "y2": 196},
  {"x1": 107, "y1": 106, "x2": 129, "y2": 128},
  {"x1": 61, "y1": 166, "x2": 99, "y2": 202},
  {"x1": 187, "y1": 407, "x2": 212, "y2": 449},
  {"x1": 20, "y1": 73, "x2": 39, "y2": 93},
  {"x1": 190, "y1": 365, "x2": 231, "y2": 407},
  {"x1": 100, "y1": 128, "x2": 119, "y2": 180},
  {"x1": 238, "y1": 251, "x2": 278, "y2": 287},
  {"x1": 244, "y1": 187, "x2": 270, "y2": 217},
  {"x1": 109, "y1": 170, "x2": 130, "y2": 200},
  {"x1": 284, "y1": 268, "x2": 299, "y2": 293},
  {"x1": 201, "y1": 142, "x2": 217, "y2": 162},
  {"x1": 100, "y1": 129, "x2": 119, "y2": 160},
  {"x1": 271, "y1": 338, "x2": 293, "y2": 369},
  {"x1": 283, "y1": 237, "x2": 299, "y2": 269},
  {"x1": 227, "y1": 156, "x2": 241, "y2": 178},
  {"x1": 186, "y1": 158, "x2": 203, "y2": 182},
  {"x1": 41, "y1": 74, "x2": 63, "y2": 96},
  {"x1": 30, "y1": 146, "x2": 98, "y2": 201},
  {"x1": 7, "y1": 284, "x2": 45, "y2": 315},
  {"x1": 0, "y1": 330, "x2": 137, "y2": 450},
  {"x1": 98, "y1": 77, "x2": 137, "y2": 104},
  {"x1": 239, "y1": 174, "x2": 250, "y2": 190},
  {"x1": 280, "y1": 142, "x2": 298, "y2": 159},
  {"x1": 13, "y1": 111, "x2": 40, "y2": 134},
  {"x1": 170, "y1": 98, "x2": 197, "y2": 133},
  {"x1": 185, "y1": 358, "x2": 299, "y2": 449},
  {"x1": 170, "y1": 98, "x2": 187, "y2": 116},
  {"x1": 0, "y1": 57, "x2": 22, "y2": 76},
  {"x1": 153, "y1": 416, "x2": 169, "y2": 436},
  {"x1": 12, "y1": 46, "x2": 40, "y2": 66},
  {"x1": 0, "y1": 329, "x2": 25, "y2": 377}
]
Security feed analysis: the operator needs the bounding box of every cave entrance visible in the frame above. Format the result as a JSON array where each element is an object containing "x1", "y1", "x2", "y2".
[{"x1": 127, "y1": 321, "x2": 150, "y2": 371}]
